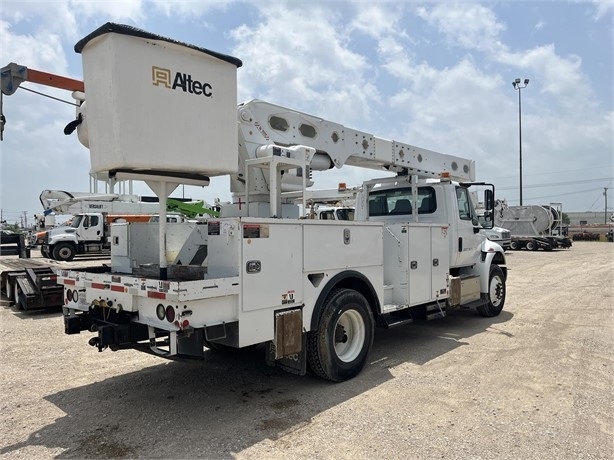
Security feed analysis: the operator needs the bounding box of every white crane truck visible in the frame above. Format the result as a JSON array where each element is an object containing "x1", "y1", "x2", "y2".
[
  {"x1": 2, "y1": 23, "x2": 507, "y2": 381},
  {"x1": 33, "y1": 190, "x2": 163, "y2": 260},
  {"x1": 33, "y1": 190, "x2": 204, "y2": 261}
]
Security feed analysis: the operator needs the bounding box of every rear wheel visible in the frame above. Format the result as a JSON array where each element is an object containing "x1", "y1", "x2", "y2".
[
  {"x1": 307, "y1": 288, "x2": 374, "y2": 382},
  {"x1": 52, "y1": 243, "x2": 76, "y2": 262},
  {"x1": 509, "y1": 241, "x2": 518, "y2": 250},
  {"x1": 13, "y1": 283, "x2": 24, "y2": 310},
  {"x1": 477, "y1": 265, "x2": 506, "y2": 317},
  {"x1": 526, "y1": 241, "x2": 537, "y2": 251}
]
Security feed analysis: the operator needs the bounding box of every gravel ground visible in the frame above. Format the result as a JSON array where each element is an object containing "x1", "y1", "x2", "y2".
[{"x1": 0, "y1": 241, "x2": 612, "y2": 459}]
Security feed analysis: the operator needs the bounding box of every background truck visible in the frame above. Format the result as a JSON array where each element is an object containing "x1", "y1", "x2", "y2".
[
  {"x1": 41, "y1": 211, "x2": 154, "y2": 261},
  {"x1": 3, "y1": 23, "x2": 507, "y2": 381},
  {"x1": 32, "y1": 190, "x2": 162, "y2": 260},
  {"x1": 31, "y1": 189, "x2": 216, "y2": 260},
  {"x1": 309, "y1": 205, "x2": 355, "y2": 220},
  {"x1": 494, "y1": 201, "x2": 572, "y2": 250},
  {"x1": 479, "y1": 219, "x2": 511, "y2": 250}
]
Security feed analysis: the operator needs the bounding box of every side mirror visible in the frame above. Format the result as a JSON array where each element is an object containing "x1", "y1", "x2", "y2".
[{"x1": 484, "y1": 189, "x2": 494, "y2": 210}]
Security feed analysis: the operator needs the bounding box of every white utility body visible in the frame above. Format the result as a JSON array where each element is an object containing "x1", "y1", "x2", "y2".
[{"x1": 1, "y1": 23, "x2": 507, "y2": 381}]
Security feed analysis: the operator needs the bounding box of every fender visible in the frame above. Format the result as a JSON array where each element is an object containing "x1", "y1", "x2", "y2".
[
  {"x1": 473, "y1": 239, "x2": 508, "y2": 293},
  {"x1": 309, "y1": 270, "x2": 381, "y2": 332},
  {"x1": 47, "y1": 227, "x2": 79, "y2": 246}
]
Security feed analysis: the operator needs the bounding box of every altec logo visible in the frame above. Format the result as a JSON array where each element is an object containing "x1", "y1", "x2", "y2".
[{"x1": 152, "y1": 66, "x2": 213, "y2": 97}]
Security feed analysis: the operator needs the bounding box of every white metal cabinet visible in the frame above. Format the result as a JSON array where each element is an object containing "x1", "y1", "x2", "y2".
[
  {"x1": 241, "y1": 220, "x2": 303, "y2": 312},
  {"x1": 383, "y1": 223, "x2": 450, "y2": 307}
]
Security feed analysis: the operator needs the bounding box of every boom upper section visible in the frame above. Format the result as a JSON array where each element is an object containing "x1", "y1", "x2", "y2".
[{"x1": 235, "y1": 99, "x2": 475, "y2": 190}]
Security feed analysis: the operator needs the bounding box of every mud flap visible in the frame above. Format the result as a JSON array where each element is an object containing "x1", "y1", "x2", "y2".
[{"x1": 265, "y1": 334, "x2": 307, "y2": 376}]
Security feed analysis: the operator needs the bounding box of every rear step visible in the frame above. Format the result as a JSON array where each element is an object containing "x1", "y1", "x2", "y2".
[{"x1": 381, "y1": 310, "x2": 413, "y2": 328}]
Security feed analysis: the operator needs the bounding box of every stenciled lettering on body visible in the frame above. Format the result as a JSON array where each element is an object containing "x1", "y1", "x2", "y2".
[{"x1": 152, "y1": 66, "x2": 212, "y2": 97}]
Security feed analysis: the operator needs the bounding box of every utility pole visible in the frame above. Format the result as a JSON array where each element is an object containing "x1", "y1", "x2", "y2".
[
  {"x1": 603, "y1": 187, "x2": 608, "y2": 225},
  {"x1": 512, "y1": 78, "x2": 529, "y2": 206}
]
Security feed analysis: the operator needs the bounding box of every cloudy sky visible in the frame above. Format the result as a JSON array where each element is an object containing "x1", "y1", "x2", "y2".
[{"x1": 0, "y1": 0, "x2": 612, "y2": 226}]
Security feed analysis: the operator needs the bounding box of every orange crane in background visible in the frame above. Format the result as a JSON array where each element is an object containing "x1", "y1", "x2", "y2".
[{"x1": 0, "y1": 62, "x2": 85, "y2": 140}]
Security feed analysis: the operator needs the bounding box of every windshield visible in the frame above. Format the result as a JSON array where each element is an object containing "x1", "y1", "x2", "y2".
[
  {"x1": 336, "y1": 208, "x2": 355, "y2": 220},
  {"x1": 70, "y1": 215, "x2": 83, "y2": 228}
]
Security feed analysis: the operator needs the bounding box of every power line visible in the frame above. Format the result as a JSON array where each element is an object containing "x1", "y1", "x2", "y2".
[
  {"x1": 490, "y1": 164, "x2": 614, "y2": 181},
  {"x1": 496, "y1": 177, "x2": 613, "y2": 191},
  {"x1": 518, "y1": 188, "x2": 606, "y2": 200}
]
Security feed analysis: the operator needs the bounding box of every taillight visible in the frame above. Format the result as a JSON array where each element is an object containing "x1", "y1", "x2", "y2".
[
  {"x1": 165, "y1": 305, "x2": 175, "y2": 322},
  {"x1": 156, "y1": 303, "x2": 165, "y2": 321}
]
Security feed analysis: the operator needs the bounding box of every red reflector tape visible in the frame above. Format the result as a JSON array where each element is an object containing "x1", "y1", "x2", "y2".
[
  {"x1": 111, "y1": 285, "x2": 125, "y2": 293},
  {"x1": 147, "y1": 291, "x2": 166, "y2": 299},
  {"x1": 63, "y1": 279, "x2": 76, "y2": 285}
]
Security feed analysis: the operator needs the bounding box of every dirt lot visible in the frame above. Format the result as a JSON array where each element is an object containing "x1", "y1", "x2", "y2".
[{"x1": 0, "y1": 242, "x2": 612, "y2": 459}]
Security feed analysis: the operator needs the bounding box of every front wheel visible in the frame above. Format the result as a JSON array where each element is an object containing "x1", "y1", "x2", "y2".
[
  {"x1": 307, "y1": 288, "x2": 374, "y2": 382},
  {"x1": 52, "y1": 243, "x2": 76, "y2": 262},
  {"x1": 40, "y1": 246, "x2": 50, "y2": 258},
  {"x1": 477, "y1": 264, "x2": 506, "y2": 317}
]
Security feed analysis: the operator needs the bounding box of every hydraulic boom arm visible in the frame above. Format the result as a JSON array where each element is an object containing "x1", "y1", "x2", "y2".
[
  {"x1": 235, "y1": 99, "x2": 475, "y2": 193},
  {"x1": 0, "y1": 62, "x2": 85, "y2": 140},
  {"x1": 1, "y1": 62, "x2": 84, "y2": 95}
]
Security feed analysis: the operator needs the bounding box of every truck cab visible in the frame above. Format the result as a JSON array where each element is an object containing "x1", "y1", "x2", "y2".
[
  {"x1": 42, "y1": 212, "x2": 156, "y2": 261},
  {"x1": 356, "y1": 176, "x2": 499, "y2": 269},
  {"x1": 42, "y1": 212, "x2": 106, "y2": 261},
  {"x1": 308, "y1": 206, "x2": 355, "y2": 221}
]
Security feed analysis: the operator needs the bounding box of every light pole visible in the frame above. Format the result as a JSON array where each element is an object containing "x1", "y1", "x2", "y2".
[{"x1": 512, "y1": 78, "x2": 529, "y2": 206}]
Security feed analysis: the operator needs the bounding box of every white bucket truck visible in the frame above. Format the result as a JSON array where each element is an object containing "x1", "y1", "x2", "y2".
[{"x1": 2, "y1": 23, "x2": 507, "y2": 381}]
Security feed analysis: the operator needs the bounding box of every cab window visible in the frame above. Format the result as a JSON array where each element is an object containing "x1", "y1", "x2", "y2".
[
  {"x1": 368, "y1": 187, "x2": 436, "y2": 217},
  {"x1": 456, "y1": 187, "x2": 473, "y2": 220}
]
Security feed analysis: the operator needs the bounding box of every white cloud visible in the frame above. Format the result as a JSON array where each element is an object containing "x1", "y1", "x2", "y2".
[
  {"x1": 0, "y1": 20, "x2": 69, "y2": 75},
  {"x1": 230, "y1": 3, "x2": 377, "y2": 126},
  {"x1": 75, "y1": 0, "x2": 145, "y2": 22},
  {"x1": 587, "y1": 0, "x2": 614, "y2": 20},
  {"x1": 417, "y1": 2, "x2": 506, "y2": 53},
  {"x1": 148, "y1": 0, "x2": 232, "y2": 18},
  {"x1": 351, "y1": 4, "x2": 405, "y2": 40}
]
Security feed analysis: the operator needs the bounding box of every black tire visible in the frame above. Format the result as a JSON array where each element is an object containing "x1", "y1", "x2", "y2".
[
  {"x1": 307, "y1": 288, "x2": 374, "y2": 382},
  {"x1": 526, "y1": 241, "x2": 537, "y2": 251},
  {"x1": 509, "y1": 241, "x2": 518, "y2": 250},
  {"x1": 52, "y1": 243, "x2": 76, "y2": 262},
  {"x1": 477, "y1": 264, "x2": 506, "y2": 317},
  {"x1": 40, "y1": 246, "x2": 50, "y2": 258},
  {"x1": 13, "y1": 283, "x2": 24, "y2": 310}
]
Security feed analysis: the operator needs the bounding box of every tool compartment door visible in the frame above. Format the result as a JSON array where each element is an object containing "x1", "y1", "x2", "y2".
[
  {"x1": 408, "y1": 225, "x2": 450, "y2": 305},
  {"x1": 241, "y1": 221, "x2": 303, "y2": 312},
  {"x1": 407, "y1": 226, "x2": 432, "y2": 305}
]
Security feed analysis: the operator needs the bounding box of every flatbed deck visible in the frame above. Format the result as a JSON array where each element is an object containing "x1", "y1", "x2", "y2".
[{"x1": 0, "y1": 253, "x2": 110, "y2": 308}]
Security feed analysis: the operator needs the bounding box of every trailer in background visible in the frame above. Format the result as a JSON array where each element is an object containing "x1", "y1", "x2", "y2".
[{"x1": 495, "y1": 202, "x2": 572, "y2": 251}]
